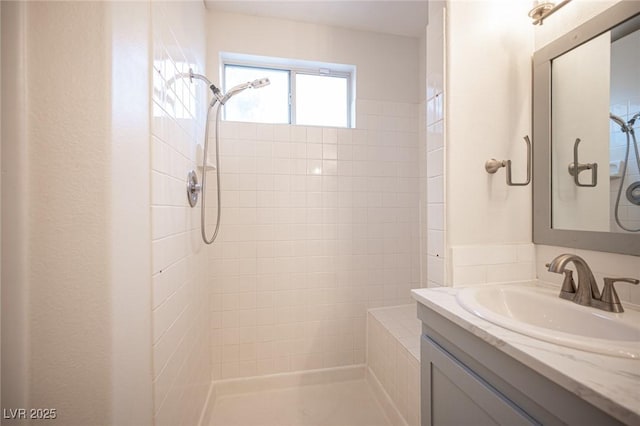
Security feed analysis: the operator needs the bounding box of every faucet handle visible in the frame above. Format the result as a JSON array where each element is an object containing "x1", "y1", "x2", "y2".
[
  {"x1": 545, "y1": 263, "x2": 576, "y2": 300},
  {"x1": 601, "y1": 277, "x2": 639, "y2": 313},
  {"x1": 559, "y1": 270, "x2": 576, "y2": 298}
]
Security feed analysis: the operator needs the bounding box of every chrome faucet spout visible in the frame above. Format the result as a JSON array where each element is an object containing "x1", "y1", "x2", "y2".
[
  {"x1": 547, "y1": 254, "x2": 600, "y2": 306},
  {"x1": 547, "y1": 254, "x2": 639, "y2": 312}
]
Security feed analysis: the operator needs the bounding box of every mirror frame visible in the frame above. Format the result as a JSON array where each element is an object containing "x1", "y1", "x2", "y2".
[{"x1": 533, "y1": 1, "x2": 640, "y2": 256}]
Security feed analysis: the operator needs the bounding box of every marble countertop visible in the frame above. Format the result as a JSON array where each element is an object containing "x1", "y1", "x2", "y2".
[{"x1": 411, "y1": 284, "x2": 640, "y2": 425}]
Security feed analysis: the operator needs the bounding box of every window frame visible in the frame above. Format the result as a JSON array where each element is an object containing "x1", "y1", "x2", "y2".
[{"x1": 221, "y1": 56, "x2": 354, "y2": 128}]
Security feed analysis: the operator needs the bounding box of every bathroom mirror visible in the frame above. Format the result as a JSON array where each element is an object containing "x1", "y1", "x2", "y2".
[{"x1": 533, "y1": 1, "x2": 640, "y2": 256}]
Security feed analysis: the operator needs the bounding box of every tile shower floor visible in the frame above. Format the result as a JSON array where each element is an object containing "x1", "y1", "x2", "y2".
[{"x1": 208, "y1": 379, "x2": 391, "y2": 426}]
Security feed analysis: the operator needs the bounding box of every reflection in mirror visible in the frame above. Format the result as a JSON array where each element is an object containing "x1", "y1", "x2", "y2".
[
  {"x1": 551, "y1": 14, "x2": 640, "y2": 234},
  {"x1": 610, "y1": 22, "x2": 640, "y2": 232}
]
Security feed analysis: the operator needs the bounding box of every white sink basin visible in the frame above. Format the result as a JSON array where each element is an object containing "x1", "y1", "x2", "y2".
[{"x1": 456, "y1": 283, "x2": 640, "y2": 359}]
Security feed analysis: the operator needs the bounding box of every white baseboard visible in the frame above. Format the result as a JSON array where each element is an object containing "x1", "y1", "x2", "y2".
[
  {"x1": 212, "y1": 364, "x2": 366, "y2": 398},
  {"x1": 366, "y1": 367, "x2": 408, "y2": 426}
]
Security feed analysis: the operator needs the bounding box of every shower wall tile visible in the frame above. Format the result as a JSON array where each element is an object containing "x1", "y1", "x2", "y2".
[
  {"x1": 609, "y1": 102, "x2": 640, "y2": 232},
  {"x1": 449, "y1": 243, "x2": 536, "y2": 286},
  {"x1": 367, "y1": 306, "x2": 421, "y2": 426},
  {"x1": 150, "y1": 2, "x2": 210, "y2": 425},
  {"x1": 208, "y1": 99, "x2": 420, "y2": 380},
  {"x1": 425, "y1": 1, "x2": 447, "y2": 288}
]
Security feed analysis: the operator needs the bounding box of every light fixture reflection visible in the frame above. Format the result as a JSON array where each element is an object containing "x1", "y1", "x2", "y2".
[{"x1": 528, "y1": 0, "x2": 572, "y2": 26}]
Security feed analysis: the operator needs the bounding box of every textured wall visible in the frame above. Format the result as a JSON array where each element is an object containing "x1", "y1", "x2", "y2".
[
  {"x1": 1, "y1": 2, "x2": 115, "y2": 423},
  {"x1": 2, "y1": 2, "x2": 156, "y2": 424},
  {"x1": 25, "y1": 3, "x2": 112, "y2": 423}
]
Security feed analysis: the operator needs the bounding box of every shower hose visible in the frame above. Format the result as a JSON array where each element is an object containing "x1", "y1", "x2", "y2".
[
  {"x1": 614, "y1": 127, "x2": 640, "y2": 232},
  {"x1": 200, "y1": 102, "x2": 223, "y2": 244}
]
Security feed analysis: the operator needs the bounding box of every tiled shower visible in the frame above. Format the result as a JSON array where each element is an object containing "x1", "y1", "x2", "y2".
[
  {"x1": 209, "y1": 104, "x2": 420, "y2": 380},
  {"x1": 148, "y1": 1, "x2": 424, "y2": 424}
]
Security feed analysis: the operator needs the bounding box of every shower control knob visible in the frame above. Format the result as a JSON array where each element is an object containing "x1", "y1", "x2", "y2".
[
  {"x1": 627, "y1": 181, "x2": 640, "y2": 206},
  {"x1": 187, "y1": 170, "x2": 201, "y2": 208}
]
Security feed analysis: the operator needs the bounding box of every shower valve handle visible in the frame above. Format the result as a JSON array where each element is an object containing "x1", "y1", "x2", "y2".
[{"x1": 186, "y1": 170, "x2": 201, "y2": 207}]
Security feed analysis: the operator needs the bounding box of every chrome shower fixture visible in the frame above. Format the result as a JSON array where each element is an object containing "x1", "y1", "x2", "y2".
[
  {"x1": 182, "y1": 69, "x2": 271, "y2": 245},
  {"x1": 609, "y1": 111, "x2": 640, "y2": 232},
  {"x1": 528, "y1": 0, "x2": 572, "y2": 25},
  {"x1": 166, "y1": 68, "x2": 223, "y2": 103},
  {"x1": 187, "y1": 69, "x2": 225, "y2": 105},
  {"x1": 219, "y1": 78, "x2": 271, "y2": 105},
  {"x1": 610, "y1": 112, "x2": 629, "y2": 132}
]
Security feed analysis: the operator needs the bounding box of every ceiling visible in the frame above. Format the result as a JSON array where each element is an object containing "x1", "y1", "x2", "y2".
[{"x1": 204, "y1": 1, "x2": 429, "y2": 38}]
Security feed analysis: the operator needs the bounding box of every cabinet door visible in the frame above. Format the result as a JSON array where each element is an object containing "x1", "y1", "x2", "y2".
[{"x1": 422, "y1": 336, "x2": 538, "y2": 426}]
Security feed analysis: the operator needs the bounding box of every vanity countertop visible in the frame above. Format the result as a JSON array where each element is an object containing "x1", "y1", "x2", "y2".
[{"x1": 411, "y1": 285, "x2": 640, "y2": 425}]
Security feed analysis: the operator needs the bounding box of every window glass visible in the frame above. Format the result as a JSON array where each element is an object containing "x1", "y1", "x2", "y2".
[
  {"x1": 295, "y1": 73, "x2": 348, "y2": 128},
  {"x1": 224, "y1": 65, "x2": 290, "y2": 124},
  {"x1": 222, "y1": 58, "x2": 354, "y2": 127}
]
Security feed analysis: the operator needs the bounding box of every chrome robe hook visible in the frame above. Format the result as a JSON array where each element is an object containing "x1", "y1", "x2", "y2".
[
  {"x1": 568, "y1": 138, "x2": 598, "y2": 187},
  {"x1": 485, "y1": 135, "x2": 532, "y2": 186}
]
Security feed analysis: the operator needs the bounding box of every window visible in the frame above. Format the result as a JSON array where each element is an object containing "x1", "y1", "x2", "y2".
[
  {"x1": 223, "y1": 65, "x2": 290, "y2": 124},
  {"x1": 295, "y1": 73, "x2": 348, "y2": 127},
  {"x1": 221, "y1": 54, "x2": 355, "y2": 128}
]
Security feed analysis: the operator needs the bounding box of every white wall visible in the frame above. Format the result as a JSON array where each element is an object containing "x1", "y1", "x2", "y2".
[
  {"x1": 1, "y1": 2, "x2": 154, "y2": 424},
  {"x1": 206, "y1": 10, "x2": 420, "y2": 104},
  {"x1": 1, "y1": 1, "x2": 29, "y2": 416},
  {"x1": 446, "y1": 0, "x2": 533, "y2": 248},
  {"x1": 533, "y1": 0, "x2": 640, "y2": 304},
  {"x1": 150, "y1": 2, "x2": 212, "y2": 425},
  {"x1": 22, "y1": 3, "x2": 112, "y2": 422},
  {"x1": 0, "y1": 0, "x2": 3, "y2": 410},
  {"x1": 433, "y1": 0, "x2": 535, "y2": 287},
  {"x1": 1, "y1": 1, "x2": 216, "y2": 423},
  {"x1": 109, "y1": 2, "x2": 154, "y2": 424}
]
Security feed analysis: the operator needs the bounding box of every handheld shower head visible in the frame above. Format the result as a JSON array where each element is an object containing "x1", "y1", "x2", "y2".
[
  {"x1": 628, "y1": 112, "x2": 640, "y2": 128},
  {"x1": 610, "y1": 112, "x2": 629, "y2": 132},
  {"x1": 250, "y1": 78, "x2": 270, "y2": 89},
  {"x1": 219, "y1": 77, "x2": 271, "y2": 105}
]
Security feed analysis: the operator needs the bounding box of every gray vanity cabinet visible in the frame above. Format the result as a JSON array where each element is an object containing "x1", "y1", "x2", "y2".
[
  {"x1": 417, "y1": 303, "x2": 625, "y2": 426},
  {"x1": 422, "y1": 336, "x2": 536, "y2": 425}
]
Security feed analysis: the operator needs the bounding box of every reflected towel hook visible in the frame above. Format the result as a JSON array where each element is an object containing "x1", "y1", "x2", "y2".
[
  {"x1": 568, "y1": 138, "x2": 598, "y2": 187},
  {"x1": 485, "y1": 135, "x2": 532, "y2": 186}
]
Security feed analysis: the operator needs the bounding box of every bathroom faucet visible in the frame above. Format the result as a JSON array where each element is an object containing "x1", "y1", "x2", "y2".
[
  {"x1": 547, "y1": 254, "x2": 600, "y2": 306},
  {"x1": 547, "y1": 254, "x2": 639, "y2": 312}
]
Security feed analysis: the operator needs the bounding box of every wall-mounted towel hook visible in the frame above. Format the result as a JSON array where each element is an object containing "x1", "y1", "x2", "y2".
[
  {"x1": 568, "y1": 138, "x2": 598, "y2": 187},
  {"x1": 485, "y1": 135, "x2": 531, "y2": 186}
]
